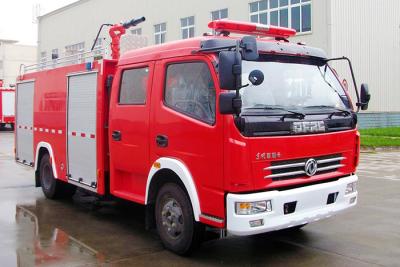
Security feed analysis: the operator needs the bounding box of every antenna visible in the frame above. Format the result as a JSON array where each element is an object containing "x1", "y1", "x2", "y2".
[{"x1": 32, "y1": 4, "x2": 42, "y2": 24}]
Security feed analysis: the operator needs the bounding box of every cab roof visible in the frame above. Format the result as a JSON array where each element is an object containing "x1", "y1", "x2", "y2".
[{"x1": 118, "y1": 35, "x2": 327, "y2": 66}]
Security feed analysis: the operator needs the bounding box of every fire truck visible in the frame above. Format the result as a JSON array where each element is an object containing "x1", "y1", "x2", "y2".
[
  {"x1": 0, "y1": 80, "x2": 15, "y2": 130},
  {"x1": 15, "y1": 18, "x2": 371, "y2": 254}
]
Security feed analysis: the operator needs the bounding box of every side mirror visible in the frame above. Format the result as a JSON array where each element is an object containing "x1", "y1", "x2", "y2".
[
  {"x1": 219, "y1": 51, "x2": 242, "y2": 90},
  {"x1": 248, "y1": 70, "x2": 264, "y2": 86},
  {"x1": 359, "y1": 83, "x2": 371, "y2": 110},
  {"x1": 219, "y1": 92, "x2": 241, "y2": 114},
  {"x1": 240, "y1": 36, "x2": 259, "y2": 61}
]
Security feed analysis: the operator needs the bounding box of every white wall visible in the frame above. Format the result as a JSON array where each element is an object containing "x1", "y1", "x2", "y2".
[
  {"x1": 37, "y1": 0, "x2": 330, "y2": 59},
  {"x1": 330, "y1": 0, "x2": 400, "y2": 112},
  {"x1": 0, "y1": 43, "x2": 36, "y2": 86}
]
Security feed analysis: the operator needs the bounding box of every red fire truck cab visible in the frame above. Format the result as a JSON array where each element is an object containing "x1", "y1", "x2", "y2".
[{"x1": 15, "y1": 19, "x2": 371, "y2": 254}]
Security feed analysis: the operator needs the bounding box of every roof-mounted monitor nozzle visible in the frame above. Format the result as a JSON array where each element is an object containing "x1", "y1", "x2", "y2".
[
  {"x1": 109, "y1": 17, "x2": 146, "y2": 60},
  {"x1": 91, "y1": 16, "x2": 146, "y2": 60}
]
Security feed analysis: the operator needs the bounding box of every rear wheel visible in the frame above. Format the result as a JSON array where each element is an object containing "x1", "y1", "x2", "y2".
[
  {"x1": 39, "y1": 153, "x2": 75, "y2": 199},
  {"x1": 155, "y1": 183, "x2": 203, "y2": 255}
]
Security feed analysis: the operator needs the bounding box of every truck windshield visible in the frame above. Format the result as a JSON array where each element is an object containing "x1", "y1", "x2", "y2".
[{"x1": 241, "y1": 60, "x2": 350, "y2": 113}]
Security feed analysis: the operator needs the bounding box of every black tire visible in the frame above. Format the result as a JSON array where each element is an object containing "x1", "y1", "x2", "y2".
[
  {"x1": 155, "y1": 183, "x2": 203, "y2": 255},
  {"x1": 39, "y1": 154, "x2": 76, "y2": 199}
]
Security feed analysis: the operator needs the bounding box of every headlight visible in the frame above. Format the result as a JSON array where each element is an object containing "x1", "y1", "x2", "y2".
[
  {"x1": 345, "y1": 182, "x2": 357, "y2": 195},
  {"x1": 235, "y1": 200, "x2": 272, "y2": 215}
]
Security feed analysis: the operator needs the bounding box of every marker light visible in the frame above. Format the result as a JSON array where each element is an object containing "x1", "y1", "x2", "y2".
[
  {"x1": 235, "y1": 200, "x2": 272, "y2": 215},
  {"x1": 249, "y1": 219, "x2": 264, "y2": 228},
  {"x1": 208, "y1": 19, "x2": 296, "y2": 38}
]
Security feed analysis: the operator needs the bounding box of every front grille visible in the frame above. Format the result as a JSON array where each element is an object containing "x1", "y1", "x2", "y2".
[{"x1": 264, "y1": 154, "x2": 345, "y2": 181}]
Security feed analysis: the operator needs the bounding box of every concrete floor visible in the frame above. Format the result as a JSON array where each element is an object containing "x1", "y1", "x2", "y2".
[{"x1": 0, "y1": 131, "x2": 399, "y2": 267}]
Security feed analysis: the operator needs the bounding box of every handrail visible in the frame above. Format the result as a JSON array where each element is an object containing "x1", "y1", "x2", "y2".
[{"x1": 20, "y1": 47, "x2": 106, "y2": 75}]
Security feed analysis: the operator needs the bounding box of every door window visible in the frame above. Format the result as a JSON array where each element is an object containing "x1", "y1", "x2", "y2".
[
  {"x1": 119, "y1": 67, "x2": 149, "y2": 105},
  {"x1": 164, "y1": 62, "x2": 216, "y2": 124}
]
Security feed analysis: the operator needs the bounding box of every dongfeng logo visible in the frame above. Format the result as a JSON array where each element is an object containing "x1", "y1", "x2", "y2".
[
  {"x1": 292, "y1": 121, "x2": 326, "y2": 134},
  {"x1": 305, "y1": 158, "x2": 318, "y2": 176}
]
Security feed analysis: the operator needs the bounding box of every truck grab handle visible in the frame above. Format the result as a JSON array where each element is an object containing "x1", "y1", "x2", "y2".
[{"x1": 122, "y1": 16, "x2": 146, "y2": 29}]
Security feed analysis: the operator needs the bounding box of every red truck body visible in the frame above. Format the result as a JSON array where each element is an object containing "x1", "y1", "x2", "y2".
[
  {"x1": 15, "y1": 19, "x2": 366, "y2": 254},
  {"x1": 0, "y1": 88, "x2": 15, "y2": 129}
]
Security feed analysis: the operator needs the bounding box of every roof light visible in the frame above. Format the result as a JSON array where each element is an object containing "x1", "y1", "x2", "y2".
[{"x1": 208, "y1": 20, "x2": 296, "y2": 38}]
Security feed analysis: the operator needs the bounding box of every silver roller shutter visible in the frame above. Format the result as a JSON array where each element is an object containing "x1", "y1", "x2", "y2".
[
  {"x1": 67, "y1": 72, "x2": 98, "y2": 189},
  {"x1": 16, "y1": 81, "x2": 34, "y2": 165}
]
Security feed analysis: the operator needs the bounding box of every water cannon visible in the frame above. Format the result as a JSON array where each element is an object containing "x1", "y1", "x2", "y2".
[
  {"x1": 122, "y1": 16, "x2": 145, "y2": 29},
  {"x1": 109, "y1": 17, "x2": 146, "y2": 59},
  {"x1": 91, "y1": 16, "x2": 146, "y2": 60}
]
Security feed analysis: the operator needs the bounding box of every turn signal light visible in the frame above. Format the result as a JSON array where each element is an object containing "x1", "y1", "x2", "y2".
[
  {"x1": 208, "y1": 19, "x2": 296, "y2": 38},
  {"x1": 235, "y1": 200, "x2": 272, "y2": 215}
]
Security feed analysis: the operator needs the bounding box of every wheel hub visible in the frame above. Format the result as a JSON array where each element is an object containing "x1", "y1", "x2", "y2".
[{"x1": 161, "y1": 199, "x2": 184, "y2": 239}]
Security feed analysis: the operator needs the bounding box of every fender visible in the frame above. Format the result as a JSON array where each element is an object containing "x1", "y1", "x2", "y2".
[
  {"x1": 145, "y1": 157, "x2": 201, "y2": 221},
  {"x1": 34, "y1": 142, "x2": 59, "y2": 179}
]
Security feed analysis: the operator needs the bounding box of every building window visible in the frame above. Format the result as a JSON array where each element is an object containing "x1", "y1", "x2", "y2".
[
  {"x1": 164, "y1": 62, "x2": 216, "y2": 124},
  {"x1": 249, "y1": 0, "x2": 311, "y2": 33},
  {"x1": 51, "y1": 49, "x2": 59, "y2": 60},
  {"x1": 40, "y1": 51, "x2": 47, "y2": 61},
  {"x1": 65, "y1": 42, "x2": 85, "y2": 56},
  {"x1": 154, "y1": 23, "x2": 166, "y2": 44},
  {"x1": 211, "y1": 8, "x2": 228, "y2": 20},
  {"x1": 131, "y1": 28, "x2": 142, "y2": 35},
  {"x1": 119, "y1": 67, "x2": 149, "y2": 105},
  {"x1": 65, "y1": 42, "x2": 85, "y2": 63},
  {"x1": 93, "y1": 38, "x2": 103, "y2": 56},
  {"x1": 40, "y1": 51, "x2": 47, "y2": 68},
  {"x1": 181, "y1": 16, "x2": 195, "y2": 39}
]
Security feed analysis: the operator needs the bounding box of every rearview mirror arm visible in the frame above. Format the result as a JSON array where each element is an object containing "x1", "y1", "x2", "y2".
[
  {"x1": 326, "y1": 57, "x2": 360, "y2": 112},
  {"x1": 233, "y1": 40, "x2": 243, "y2": 115}
]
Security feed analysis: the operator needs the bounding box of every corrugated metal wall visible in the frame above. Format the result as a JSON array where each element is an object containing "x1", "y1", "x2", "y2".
[
  {"x1": 358, "y1": 113, "x2": 400, "y2": 129},
  {"x1": 330, "y1": 0, "x2": 400, "y2": 113}
]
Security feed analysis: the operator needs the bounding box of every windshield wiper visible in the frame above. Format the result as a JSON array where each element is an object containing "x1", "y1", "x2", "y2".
[
  {"x1": 304, "y1": 105, "x2": 351, "y2": 118},
  {"x1": 245, "y1": 105, "x2": 306, "y2": 121}
]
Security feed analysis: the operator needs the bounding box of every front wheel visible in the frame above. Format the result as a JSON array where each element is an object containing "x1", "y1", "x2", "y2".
[
  {"x1": 155, "y1": 183, "x2": 203, "y2": 255},
  {"x1": 39, "y1": 154, "x2": 75, "y2": 199}
]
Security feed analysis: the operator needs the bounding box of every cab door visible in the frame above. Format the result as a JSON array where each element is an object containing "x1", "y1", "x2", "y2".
[
  {"x1": 150, "y1": 56, "x2": 224, "y2": 218},
  {"x1": 109, "y1": 62, "x2": 154, "y2": 203}
]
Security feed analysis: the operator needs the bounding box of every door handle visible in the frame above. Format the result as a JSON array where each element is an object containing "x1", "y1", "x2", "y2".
[
  {"x1": 156, "y1": 135, "x2": 168, "y2": 147},
  {"x1": 112, "y1": 130, "x2": 121, "y2": 141}
]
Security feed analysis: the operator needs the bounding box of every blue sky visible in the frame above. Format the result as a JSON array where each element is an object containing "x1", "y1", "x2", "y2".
[{"x1": 0, "y1": 0, "x2": 77, "y2": 45}]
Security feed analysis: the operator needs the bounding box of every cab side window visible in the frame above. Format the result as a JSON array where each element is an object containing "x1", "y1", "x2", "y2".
[
  {"x1": 164, "y1": 62, "x2": 216, "y2": 124},
  {"x1": 119, "y1": 67, "x2": 149, "y2": 104}
]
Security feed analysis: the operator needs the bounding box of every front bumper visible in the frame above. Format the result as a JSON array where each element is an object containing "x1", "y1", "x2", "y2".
[{"x1": 226, "y1": 175, "x2": 358, "y2": 236}]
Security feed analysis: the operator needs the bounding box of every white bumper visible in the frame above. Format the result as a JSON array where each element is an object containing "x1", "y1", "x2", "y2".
[{"x1": 226, "y1": 175, "x2": 358, "y2": 236}]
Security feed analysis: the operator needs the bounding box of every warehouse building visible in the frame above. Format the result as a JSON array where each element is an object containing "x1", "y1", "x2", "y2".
[
  {"x1": 0, "y1": 39, "x2": 36, "y2": 87},
  {"x1": 37, "y1": 0, "x2": 400, "y2": 128}
]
